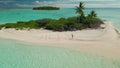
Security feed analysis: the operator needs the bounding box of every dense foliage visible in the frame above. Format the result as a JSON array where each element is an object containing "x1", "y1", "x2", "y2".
[
  {"x1": 0, "y1": 17, "x2": 102, "y2": 31},
  {"x1": 33, "y1": 6, "x2": 60, "y2": 10},
  {"x1": 45, "y1": 17, "x2": 83, "y2": 31},
  {"x1": 0, "y1": 2, "x2": 103, "y2": 31},
  {"x1": 0, "y1": 20, "x2": 39, "y2": 30}
]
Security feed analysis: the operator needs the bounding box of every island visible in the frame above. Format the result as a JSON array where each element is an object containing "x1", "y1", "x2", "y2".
[
  {"x1": 0, "y1": 2, "x2": 120, "y2": 67},
  {"x1": 0, "y1": 2, "x2": 103, "y2": 31},
  {"x1": 33, "y1": 6, "x2": 60, "y2": 10}
]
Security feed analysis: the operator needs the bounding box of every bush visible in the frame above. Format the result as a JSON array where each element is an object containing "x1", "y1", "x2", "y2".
[
  {"x1": 67, "y1": 17, "x2": 78, "y2": 23},
  {"x1": 37, "y1": 19, "x2": 51, "y2": 27},
  {"x1": 25, "y1": 20, "x2": 39, "y2": 29},
  {"x1": 45, "y1": 17, "x2": 83, "y2": 31},
  {"x1": 0, "y1": 20, "x2": 40, "y2": 30},
  {"x1": 0, "y1": 25, "x2": 3, "y2": 30},
  {"x1": 46, "y1": 20, "x2": 65, "y2": 31},
  {"x1": 83, "y1": 17, "x2": 103, "y2": 28},
  {"x1": 3, "y1": 23, "x2": 16, "y2": 28},
  {"x1": 15, "y1": 21, "x2": 27, "y2": 29}
]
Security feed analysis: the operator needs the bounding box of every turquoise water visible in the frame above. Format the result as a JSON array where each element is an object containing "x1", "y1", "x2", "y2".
[
  {"x1": 0, "y1": 8, "x2": 120, "y2": 28},
  {"x1": 0, "y1": 8, "x2": 120, "y2": 68},
  {"x1": 0, "y1": 8, "x2": 76, "y2": 23},
  {"x1": 0, "y1": 38, "x2": 120, "y2": 68}
]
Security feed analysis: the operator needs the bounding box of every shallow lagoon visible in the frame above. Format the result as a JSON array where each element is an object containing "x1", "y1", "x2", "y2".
[{"x1": 0, "y1": 38, "x2": 120, "y2": 68}]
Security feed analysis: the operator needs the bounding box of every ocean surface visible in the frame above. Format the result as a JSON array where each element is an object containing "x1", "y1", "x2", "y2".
[
  {"x1": 0, "y1": 8, "x2": 120, "y2": 28},
  {"x1": 0, "y1": 38, "x2": 120, "y2": 68},
  {"x1": 0, "y1": 8, "x2": 120, "y2": 68}
]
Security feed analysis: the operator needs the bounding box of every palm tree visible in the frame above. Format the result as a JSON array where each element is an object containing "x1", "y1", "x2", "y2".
[
  {"x1": 76, "y1": 2, "x2": 85, "y2": 15},
  {"x1": 88, "y1": 10, "x2": 97, "y2": 18},
  {"x1": 76, "y1": 2, "x2": 85, "y2": 23}
]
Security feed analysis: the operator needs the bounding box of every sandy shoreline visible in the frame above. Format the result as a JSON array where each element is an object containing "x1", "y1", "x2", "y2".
[{"x1": 0, "y1": 21, "x2": 120, "y2": 59}]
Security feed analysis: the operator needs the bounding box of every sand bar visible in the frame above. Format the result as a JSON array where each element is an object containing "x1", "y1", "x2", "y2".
[{"x1": 0, "y1": 21, "x2": 120, "y2": 60}]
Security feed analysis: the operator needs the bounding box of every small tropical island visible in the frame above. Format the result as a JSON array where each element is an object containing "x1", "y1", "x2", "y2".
[
  {"x1": 33, "y1": 6, "x2": 60, "y2": 10},
  {"x1": 0, "y1": 2, "x2": 103, "y2": 31},
  {"x1": 0, "y1": 2, "x2": 120, "y2": 67}
]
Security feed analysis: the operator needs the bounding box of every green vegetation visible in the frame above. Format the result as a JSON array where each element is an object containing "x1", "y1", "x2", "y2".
[
  {"x1": 0, "y1": 25, "x2": 3, "y2": 29},
  {"x1": 76, "y1": 2, "x2": 85, "y2": 15},
  {"x1": 0, "y1": 2, "x2": 103, "y2": 31},
  {"x1": 45, "y1": 17, "x2": 83, "y2": 31},
  {"x1": 33, "y1": 6, "x2": 60, "y2": 10},
  {"x1": 0, "y1": 20, "x2": 39, "y2": 30}
]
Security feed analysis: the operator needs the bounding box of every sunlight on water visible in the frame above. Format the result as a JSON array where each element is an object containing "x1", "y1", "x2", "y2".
[{"x1": 0, "y1": 38, "x2": 120, "y2": 68}]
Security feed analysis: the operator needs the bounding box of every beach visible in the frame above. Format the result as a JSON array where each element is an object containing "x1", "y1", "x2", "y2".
[{"x1": 0, "y1": 21, "x2": 120, "y2": 60}]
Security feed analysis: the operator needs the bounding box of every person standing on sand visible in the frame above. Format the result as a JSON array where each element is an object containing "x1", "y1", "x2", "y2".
[{"x1": 71, "y1": 34, "x2": 73, "y2": 39}]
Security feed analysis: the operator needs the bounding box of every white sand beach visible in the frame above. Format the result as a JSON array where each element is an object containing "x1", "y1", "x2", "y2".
[{"x1": 0, "y1": 21, "x2": 120, "y2": 59}]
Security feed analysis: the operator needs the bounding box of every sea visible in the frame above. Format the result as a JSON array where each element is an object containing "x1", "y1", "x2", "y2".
[
  {"x1": 0, "y1": 38, "x2": 120, "y2": 68},
  {"x1": 0, "y1": 8, "x2": 120, "y2": 68},
  {"x1": 0, "y1": 8, "x2": 120, "y2": 28}
]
